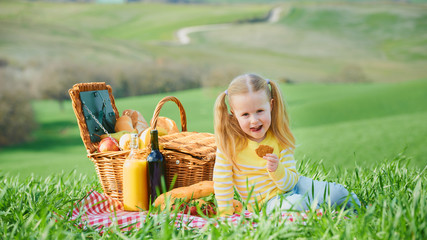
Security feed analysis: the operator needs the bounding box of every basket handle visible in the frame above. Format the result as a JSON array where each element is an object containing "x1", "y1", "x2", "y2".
[{"x1": 150, "y1": 96, "x2": 187, "y2": 132}]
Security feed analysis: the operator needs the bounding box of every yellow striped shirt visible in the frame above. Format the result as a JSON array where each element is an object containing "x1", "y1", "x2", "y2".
[{"x1": 213, "y1": 131, "x2": 299, "y2": 215}]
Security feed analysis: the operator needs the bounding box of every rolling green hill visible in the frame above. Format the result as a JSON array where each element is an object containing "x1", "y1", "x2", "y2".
[
  {"x1": 0, "y1": 1, "x2": 426, "y2": 83},
  {"x1": 193, "y1": 2, "x2": 427, "y2": 82},
  {"x1": 0, "y1": 79, "x2": 425, "y2": 178},
  {"x1": 0, "y1": 0, "x2": 269, "y2": 63}
]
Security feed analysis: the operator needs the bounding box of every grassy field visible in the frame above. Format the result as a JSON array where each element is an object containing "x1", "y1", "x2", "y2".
[{"x1": 0, "y1": 79, "x2": 426, "y2": 178}]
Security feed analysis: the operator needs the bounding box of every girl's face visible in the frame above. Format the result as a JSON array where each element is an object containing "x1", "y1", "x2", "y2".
[{"x1": 230, "y1": 90, "x2": 273, "y2": 143}]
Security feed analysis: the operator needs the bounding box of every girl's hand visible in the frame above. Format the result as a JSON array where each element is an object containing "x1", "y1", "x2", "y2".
[{"x1": 264, "y1": 154, "x2": 279, "y2": 172}]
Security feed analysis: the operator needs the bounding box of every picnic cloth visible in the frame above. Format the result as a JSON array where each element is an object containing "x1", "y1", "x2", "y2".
[{"x1": 69, "y1": 190, "x2": 321, "y2": 232}]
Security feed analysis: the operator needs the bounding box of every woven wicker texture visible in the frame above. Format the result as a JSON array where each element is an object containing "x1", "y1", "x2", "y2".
[
  {"x1": 160, "y1": 132, "x2": 216, "y2": 158},
  {"x1": 88, "y1": 150, "x2": 148, "y2": 202},
  {"x1": 69, "y1": 84, "x2": 216, "y2": 203}
]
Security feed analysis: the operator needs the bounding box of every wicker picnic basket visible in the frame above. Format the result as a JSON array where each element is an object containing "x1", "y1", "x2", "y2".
[{"x1": 69, "y1": 82, "x2": 216, "y2": 203}]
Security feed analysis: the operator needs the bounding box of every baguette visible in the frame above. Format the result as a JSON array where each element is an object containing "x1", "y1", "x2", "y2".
[{"x1": 154, "y1": 181, "x2": 214, "y2": 208}]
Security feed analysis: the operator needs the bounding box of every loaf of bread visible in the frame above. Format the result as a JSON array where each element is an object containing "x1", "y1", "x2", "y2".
[
  {"x1": 114, "y1": 115, "x2": 134, "y2": 132},
  {"x1": 255, "y1": 145, "x2": 274, "y2": 158},
  {"x1": 122, "y1": 109, "x2": 149, "y2": 135},
  {"x1": 154, "y1": 181, "x2": 214, "y2": 208}
]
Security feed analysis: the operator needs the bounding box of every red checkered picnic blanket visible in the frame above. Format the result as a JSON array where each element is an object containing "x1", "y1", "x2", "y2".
[{"x1": 70, "y1": 190, "x2": 319, "y2": 231}]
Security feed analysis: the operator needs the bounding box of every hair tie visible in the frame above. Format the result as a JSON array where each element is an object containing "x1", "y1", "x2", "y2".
[
  {"x1": 266, "y1": 79, "x2": 270, "y2": 84},
  {"x1": 225, "y1": 90, "x2": 228, "y2": 95}
]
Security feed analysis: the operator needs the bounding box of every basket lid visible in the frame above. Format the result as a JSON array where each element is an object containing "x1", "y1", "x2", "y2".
[
  {"x1": 159, "y1": 132, "x2": 216, "y2": 158},
  {"x1": 80, "y1": 90, "x2": 117, "y2": 143},
  {"x1": 69, "y1": 82, "x2": 120, "y2": 154}
]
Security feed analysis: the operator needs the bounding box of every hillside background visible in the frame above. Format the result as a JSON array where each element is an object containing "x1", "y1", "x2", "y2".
[{"x1": 0, "y1": 0, "x2": 426, "y2": 178}]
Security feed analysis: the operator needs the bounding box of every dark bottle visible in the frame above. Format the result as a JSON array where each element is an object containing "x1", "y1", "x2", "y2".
[{"x1": 147, "y1": 129, "x2": 165, "y2": 204}]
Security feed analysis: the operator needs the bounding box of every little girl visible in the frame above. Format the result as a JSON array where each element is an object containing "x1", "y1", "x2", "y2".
[{"x1": 213, "y1": 73, "x2": 360, "y2": 216}]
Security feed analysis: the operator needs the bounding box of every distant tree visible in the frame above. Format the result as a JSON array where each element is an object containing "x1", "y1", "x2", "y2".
[
  {"x1": 329, "y1": 64, "x2": 370, "y2": 83},
  {"x1": 201, "y1": 65, "x2": 241, "y2": 88},
  {"x1": 109, "y1": 60, "x2": 202, "y2": 97},
  {"x1": 0, "y1": 69, "x2": 38, "y2": 147},
  {"x1": 38, "y1": 60, "x2": 107, "y2": 110}
]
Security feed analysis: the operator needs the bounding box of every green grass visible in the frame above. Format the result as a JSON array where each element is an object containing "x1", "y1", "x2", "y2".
[{"x1": 1, "y1": 155, "x2": 425, "y2": 239}]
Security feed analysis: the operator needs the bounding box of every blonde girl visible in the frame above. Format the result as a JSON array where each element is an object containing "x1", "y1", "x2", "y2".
[{"x1": 213, "y1": 73, "x2": 360, "y2": 216}]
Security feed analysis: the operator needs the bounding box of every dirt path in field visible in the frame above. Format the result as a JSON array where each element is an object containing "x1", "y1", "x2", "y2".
[{"x1": 175, "y1": 6, "x2": 285, "y2": 45}]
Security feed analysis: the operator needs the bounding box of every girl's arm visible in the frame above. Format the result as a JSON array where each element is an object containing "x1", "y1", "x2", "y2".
[
  {"x1": 267, "y1": 148, "x2": 299, "y2": 192},
  {"x1": 213, "y1": 150, "x2": 235, "y2": 216}
]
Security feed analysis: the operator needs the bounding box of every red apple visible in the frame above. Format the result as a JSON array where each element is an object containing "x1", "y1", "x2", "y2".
[{"x1": 98, "y1": 137, "x2": 120, "y2": 152}]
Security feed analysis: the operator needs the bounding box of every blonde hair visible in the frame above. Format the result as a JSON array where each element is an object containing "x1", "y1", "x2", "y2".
[{"x1": 214, "y1": 73, "x2": 295, "y2": 169}]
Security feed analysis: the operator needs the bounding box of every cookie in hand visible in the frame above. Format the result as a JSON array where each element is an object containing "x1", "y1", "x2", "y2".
[{"x1": 255, "y1": 145, "x2": 274, "y2": 158}]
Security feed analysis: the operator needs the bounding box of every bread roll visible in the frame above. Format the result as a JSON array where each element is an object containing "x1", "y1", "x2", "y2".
[
  {"x1": 115, "y1": 115, "x2": 134, "y2": 132},
  {"x1": 232, "y1": 199, "x2": 243, "y2": 214},
  {"x1": 156, "y1": 117, "x2": 179, "y2": 135},
  {"x1": 122, "y1": 109, "x2": 149, "y2": 135}
]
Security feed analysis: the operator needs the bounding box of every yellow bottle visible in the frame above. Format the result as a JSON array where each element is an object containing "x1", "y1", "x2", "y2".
[{"x1": 123, "y1": 133, "x2": 149, "y2": 211}]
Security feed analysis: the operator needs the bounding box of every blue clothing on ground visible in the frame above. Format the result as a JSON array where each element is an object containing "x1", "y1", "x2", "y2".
[{"x1": 266, "y1": 176, "x2": 361, "y2": 214}]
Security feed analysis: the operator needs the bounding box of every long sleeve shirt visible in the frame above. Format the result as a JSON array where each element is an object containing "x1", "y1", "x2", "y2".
[{"x1": 213, "y1": 131, "x2": 299, "y2": 215}]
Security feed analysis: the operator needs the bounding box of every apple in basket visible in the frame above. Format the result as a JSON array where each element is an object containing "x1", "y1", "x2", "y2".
[{"x1": 98, "y1": 137, "x2": 120, "y2": 152}]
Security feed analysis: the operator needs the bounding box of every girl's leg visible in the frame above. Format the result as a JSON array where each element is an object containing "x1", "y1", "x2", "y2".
[
  {"x1": 266, "y1": 176, "x2": 360, "y2": 214},
  {"x1": 294, "y1": 176, "x2": 360, "y2": 209},
  {"x1": 266, "y1": 193, "x2": 309, "y2": 214}
]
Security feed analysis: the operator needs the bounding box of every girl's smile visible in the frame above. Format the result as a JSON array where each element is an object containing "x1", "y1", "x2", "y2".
[
  {"x1": 230, "y1": 90, "x2": 273, "y2": 143},
  {"x1": 251, "y1": 125, "x2": 262, "y2": 132}
]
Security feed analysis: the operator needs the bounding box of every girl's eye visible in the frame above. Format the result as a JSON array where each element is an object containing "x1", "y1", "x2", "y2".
[
  {"x1": 242, "y1": 113, "x2": 249, "y2": 117},
  {"x1": 257, "y1": 110, "x2": 264, "y2": 113}
]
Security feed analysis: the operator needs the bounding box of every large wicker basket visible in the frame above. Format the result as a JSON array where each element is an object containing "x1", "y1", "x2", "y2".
[{"x1": 69, "y1": 82, "x2": 216, "y2": 203}]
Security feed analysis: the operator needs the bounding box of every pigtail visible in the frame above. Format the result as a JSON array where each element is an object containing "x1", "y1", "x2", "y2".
[
  {"x1": 214, "y1": 91, "x2": 245, "y2": 170},
  {"x1": 214, "y1": 91, "x2": 229, "y2": 147},
  {"x1": 269, "y1": 80, "x2": 295, "y2": 151}
]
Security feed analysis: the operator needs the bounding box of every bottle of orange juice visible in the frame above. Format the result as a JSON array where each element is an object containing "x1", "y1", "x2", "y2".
[{"x1": 123, "y1": 133, "x2": 149, "y2": 211}]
